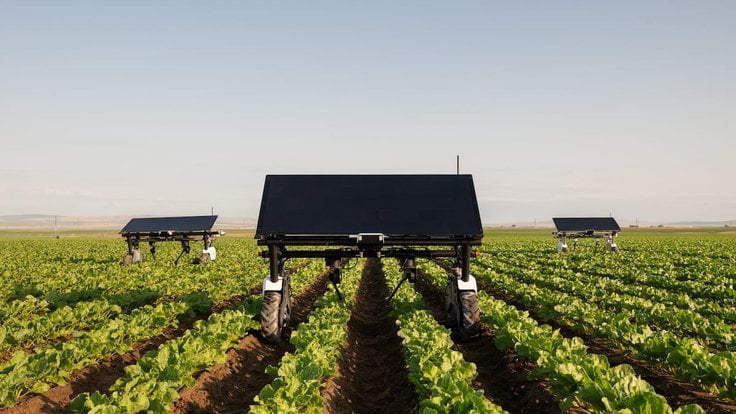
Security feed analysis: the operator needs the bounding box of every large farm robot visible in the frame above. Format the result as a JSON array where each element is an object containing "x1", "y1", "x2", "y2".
[{"x1": 254, "y1": 174, "x2": 484, "y2": 343}]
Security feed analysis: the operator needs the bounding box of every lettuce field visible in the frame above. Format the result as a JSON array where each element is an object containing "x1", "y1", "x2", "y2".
[{"x1": 0, "y1": 229, "x2": 735, "y2": 413}]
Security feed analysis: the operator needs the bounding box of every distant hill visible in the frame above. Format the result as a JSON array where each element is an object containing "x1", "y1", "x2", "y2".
[
  {"x1": 667, "y1": 220, "x2": 735, "y2": 227},
  {"x1": 0, "y1": 214, "x2": 56, "y2": 220}
]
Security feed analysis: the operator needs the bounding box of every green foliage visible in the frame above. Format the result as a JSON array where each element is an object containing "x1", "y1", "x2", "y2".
[
  {"x1": 0, "y1": 300, "x2": 188, "y2": 406},
  {"x1": 473, "y1": 262, "x2": 736, "y2": 399},
  {"x1": 68, "y1": 260, "x2": 325, "y2": 413},
  {"x1": 0, "y1": 238, "x2": 272, "y2": 407},
  {"x1": 249, "y1": 261, "x2": 361, "y2": 414},
  {"x1": 421, "y1": 262, "x2": 705, "y2": 413},
  {"x1": 386, "y1": 260, "x2": 506, "y2": 413},
  {"x1": 69, "y1": 300, "x2": 260, "y2": 413}
]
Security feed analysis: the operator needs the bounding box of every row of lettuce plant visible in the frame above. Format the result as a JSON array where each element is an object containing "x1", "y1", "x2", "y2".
[
  {"x1": 0, "y1": 299, "x2": 125, "y2": 355},
  {"x1": 384, "y1": 260, "x2": 506, "y2": 413},
  {"x1": 248, "y1": 260, "x2": 361, "y2": 413},
  {"x1": 479, "y1": 256, "x2": 735, "y2": 350},
  {"x1": 0, "y1": 252, "x2": 295, "y2": 407},
  {"x1": 0, "y1": 239, "x2": 267, "y2": 321},
  {"x1": 471, "y1": 263, "x2": 736, "y2": 400},
  {"x1": 418, "y1": 261, "x2": 705, "y2": 413},
  {"x1": 481, "y1": 237, "x2": 736, "y2": 304},
  {"x1": 68, "y1": 260, "x2": 324, "y2": 413},
  {"x1": 0, "y1": 298, "x2": 192, "y2": 407},
  {"x1": 488, "y1": 251, "x2": 736, "y2": 323},
  {"x1": 0, "y1": 240, "x2": 295, "y2": 359}
]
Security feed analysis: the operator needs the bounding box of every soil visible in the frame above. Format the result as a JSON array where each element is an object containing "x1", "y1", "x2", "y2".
[
  {"x1": 169, "y1": 272, "x2": 330, "y2": 413},
  {"x1": 322, "y1": 258, "x2": 419, "y2": 414},
  {"x1": 413, "y1": 273, "x2": 563, "y2": 414},
  {"x1": 478, "y1": 282, "x2": 736, "y2": 414}
]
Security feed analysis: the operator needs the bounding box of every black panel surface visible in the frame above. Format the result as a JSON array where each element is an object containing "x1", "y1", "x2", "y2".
[
  {"x1": 121, "y1": 216, "x2": 218, "y2": 234},
  {"x1": 553, "y1": 217, "x2": 621, "y2": 232},
  {"x1": 256, "y1": 175, "x2": 483, "y2": 237}
]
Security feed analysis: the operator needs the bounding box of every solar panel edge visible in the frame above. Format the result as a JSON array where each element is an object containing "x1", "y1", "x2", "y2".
[
  {"x1": 120, "y1": 215, "x2": 219, "y2": 234},
  {"x1": 254, "y1": 174, "x2": 483, "y2": 239},
  {"x1": 552, "y1": 217, "x2": 621, "y2": 232}
]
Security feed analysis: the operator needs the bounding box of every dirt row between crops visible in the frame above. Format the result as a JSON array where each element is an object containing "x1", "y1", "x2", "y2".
[
  {"x1": 477, "y1": 281, "x2": 736, "y2": 414},
  {"x1": 322, "y1": 258, "x2": 419, "y2": 413},
  {"x1": 412, "y1": 272, "x2": 564, "y2": 414},
  {"x1": 169, "y1": 272, "x2": 330, "y2": 413}
]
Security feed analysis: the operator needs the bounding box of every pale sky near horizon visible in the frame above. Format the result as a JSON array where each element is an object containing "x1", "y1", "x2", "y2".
[{"x1": 1, "y1": 1, "x2": 734, "y2": 224}]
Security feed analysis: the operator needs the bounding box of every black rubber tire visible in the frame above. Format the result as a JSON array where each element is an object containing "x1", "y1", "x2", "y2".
[
  {"x1": 458, "y1": 291, "x2": 480, "y2": 339},
  {"x1": 121, "y1": 254, "x2": 133, "y2": 265},
  {"x1": 261, "y1": 291, "x2": 282, "y2": 344},
  {"x1": 199, "y1": 253, "x2": 211, "y2": 263}
]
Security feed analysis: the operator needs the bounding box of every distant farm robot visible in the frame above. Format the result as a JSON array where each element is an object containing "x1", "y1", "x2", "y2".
[
  {"x1": 120, "y1": 216, "x2": 223, "y2": 265},
  {"x1": 552, "y1": 217, "x2": 620, "y2": 253},
  {"x1": 254, "y1": 174, "x2": 484, "y2": 343}
]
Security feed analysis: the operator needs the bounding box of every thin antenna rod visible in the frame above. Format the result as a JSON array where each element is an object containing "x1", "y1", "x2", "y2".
[
  {"x1": 456, "y1": 155, "x2": 459, "y2": 175},
  {"x1": 211, "y1": 207, "x2": 214, "y2": 216}
]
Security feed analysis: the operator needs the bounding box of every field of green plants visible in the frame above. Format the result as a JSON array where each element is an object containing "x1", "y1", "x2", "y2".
[{"x1": 0, "y1": 229, "x2": 735, "y2": 413}]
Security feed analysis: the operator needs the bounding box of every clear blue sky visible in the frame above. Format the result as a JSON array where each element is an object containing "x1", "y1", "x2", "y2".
[{"x1": 1, "y1": 1, "x2": 734, "y2": 224}]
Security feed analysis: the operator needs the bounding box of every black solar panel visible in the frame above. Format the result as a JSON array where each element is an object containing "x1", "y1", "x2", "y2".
[
  {"x1": 553, "y1": 217, "x2": 621, "y2": 233},
  {"x1": 255, "y1": 175, "x2": 483, "y2": 238},
  {"x1": 121, "y1": 216, "x2": 218, "y2": 234}
]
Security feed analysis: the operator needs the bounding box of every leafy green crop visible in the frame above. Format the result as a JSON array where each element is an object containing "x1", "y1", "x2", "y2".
[
  {"x1": 421, "y1": 262, "x2": 705, "y2": 414},
  {"x1": 249, "y1": 260, "x2": 361, "y2": 414},
  {"x1": 0, "y1": 300, "x2": 189, "y2": 406},
  {"x1": 386, "y1": 260, "x2": 506, "y2": 413},
  {"x1": 69, "y1": 299, "x2": 261, "y2": 413},
  {"x1": 68, "y1": 259, "x2": 325, "y2": 413}
]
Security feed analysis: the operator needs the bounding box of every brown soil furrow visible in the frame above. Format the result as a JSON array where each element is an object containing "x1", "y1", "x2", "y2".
[
  {"x1": 170, "y1": 272, "x2": 330, "y2": 413},
  {"x1": 322, "y1": 258, "x2": 419, "y2": 414},
  {"x1": 414, "y1": 273, "x2": 562, "y2": 414},
  {"x1": 478, "y1": 282, "x2": 736, "y2": 414}
]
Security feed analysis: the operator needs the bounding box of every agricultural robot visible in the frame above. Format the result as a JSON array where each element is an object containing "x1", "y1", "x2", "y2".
[
  {"x1": 553, "y1": 217, "x2": 620, "y2": 253},
  {"x1": 120, "y1": 216, "x2": 222, "y2": 265},
  {"x1": 254, "y1": 175, "x2": 484, "y2": 343}
]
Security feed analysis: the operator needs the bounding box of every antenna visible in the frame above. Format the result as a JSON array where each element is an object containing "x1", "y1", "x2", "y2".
[
  {"x1": 456, "y1": 155, "x2": 460, "y2": 175},
  {"x1": 211, "y1": 206, "x2": 214, "y2": 216}
]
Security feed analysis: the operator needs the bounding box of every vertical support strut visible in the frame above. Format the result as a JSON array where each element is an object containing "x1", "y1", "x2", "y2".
[
  {"x1": 327, "y1": 258, "x2": 344, "y2": 301},
  {"x1": 461, "y1": 243, "x2": 471, "y2": 282},
  {"x1": 174, "y1": 239, "x2": 191, "y2": 265},
  {"x1": 387, "y1": 256, "x2": 417, "y2": 302},
  {"x1": 269, "y1": 244, "x2": 281, "y2": 282},
  {"x1": 403, "y1": 257, "x2": 416, "y2": 283}
]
